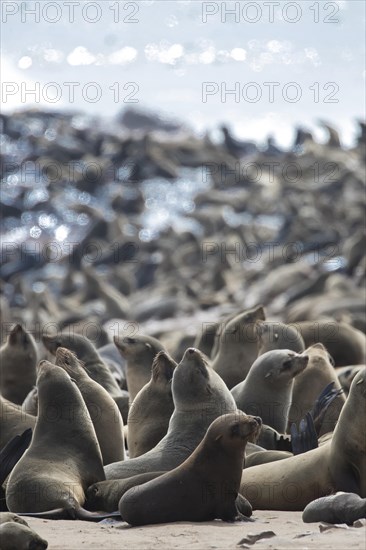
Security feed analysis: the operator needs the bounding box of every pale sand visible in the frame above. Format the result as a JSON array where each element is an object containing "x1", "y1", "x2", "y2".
[{"x1": 25, "y1": 511, "x2": 366, "y2": 549}]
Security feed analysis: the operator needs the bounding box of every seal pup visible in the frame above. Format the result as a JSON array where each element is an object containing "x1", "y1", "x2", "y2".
[
  {"x1": 55, "y1": 347, "x2": 125, "y2": 465},
  {"x1": 119, "y1": 412, "x2": 260, "y2": 525},
  {"x1": 212, "y1": 306, "x2": 265, "y2": 389},
  {"x1": 302, "y1": 492, "x2": 366, "y2": 524},
  {"x1": 0, "y1": 325, "x2": 38, "y2": 405},
  {"x1": 42, "y1": 332, "x2": 129, "y2": 422},
  {"x1": 0, "y1": 519, "x2": 48, "y2": 549},
  {"x1": 113, "y1": 334, "x2": 164, "y2": 402},
  {"x1": 256, "y1": 321, "x2": 305, "y2": 355},
  {"x1": 6, "y1": 360, "x2": 107, "y2": 519},
  {"x1": 289, "y1": 344, "x2": 345, "y2": 435},
  {"x1": 127, "y1": 351, "x2": 176, "y2": 458},
  {"x1": 231, "y1": 350, "x2": 309, "y2": 432},
  {"x1": 105, "y1": 348, "x2": 237, "y2": 480},
  {"x1": 239, "y1": 368, "x2": 366, "y2": 510}
]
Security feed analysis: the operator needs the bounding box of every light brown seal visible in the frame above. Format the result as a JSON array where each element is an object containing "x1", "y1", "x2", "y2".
[
  {"x1": 55, "y1": 347, "x2": 125, "y2": 465},
  {"x1": 212, "y1": 305, "x2": 265, "y2": 388},
  {"x1": 119, "y1": 412, "x2": 260, "y2": 525},
  {"x1": 231, "y1": 350, "x2": 309, "y2": 433},
  {"x1": 256, "y1": 321, "x2": 305, "y2": 355},
  {"x1": 105, "y1": 348, "x2": 237, "y2": 480},
  {"x1": 113, "y1": 334, "x2": 164, "y2": 402},
  {"x1": 0, "y1": 325, "x2": 38, "y2": 405},
  {"x1": 6, "y1": 360, "x2": 106, "y2": 519},
  {"x1": 127, "y1": 351, "x2": 176, "y2": 458},
  {"x1": 42, "y1": 332, "x2": 129, "y2": 422},
  {"x1": 239, "y1": 368, "x2": 366, "y2": 510}
]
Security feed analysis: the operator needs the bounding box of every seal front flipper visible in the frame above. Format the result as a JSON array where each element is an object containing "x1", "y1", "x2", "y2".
[
  {"x1": 311, "y1": 382, "x2": 343, "y2": 435},
  {"x1": 290, "y1": 413, "x2": 318, "y2": 455},
  {"x1": 235, "y1": 493, "x2": 252, "y2": 518},
  {"x1": 0, "y1": 428, "x2": 32, "y2": 484}
]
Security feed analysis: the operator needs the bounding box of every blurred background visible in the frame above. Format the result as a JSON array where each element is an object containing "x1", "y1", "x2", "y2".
[
  {"x1": 2, "y1": 0, "x2": 365, "y2": 145},
  {"x1": 1, "y1": 0, "x2": 365, "y2": 354}
]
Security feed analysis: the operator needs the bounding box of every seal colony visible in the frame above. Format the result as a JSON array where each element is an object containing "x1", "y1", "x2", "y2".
[{"x1": 0, "y1": 111, "x2": 365, "y2": 544}]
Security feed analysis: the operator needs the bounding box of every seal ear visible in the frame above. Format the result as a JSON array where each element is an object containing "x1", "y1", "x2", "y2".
[
  {"x1": 215, "y1": 434, "x2": 223, "y2": 442},
  {"x1": 145, "y1": 343, "x2": 152, "y2": 350}
]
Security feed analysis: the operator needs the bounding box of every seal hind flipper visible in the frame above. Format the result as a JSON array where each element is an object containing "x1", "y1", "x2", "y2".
[{"x1": 18, "y1": 507, "x2": 121, "y2": 522}]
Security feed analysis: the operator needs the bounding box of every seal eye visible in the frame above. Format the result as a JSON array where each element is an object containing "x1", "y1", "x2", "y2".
[{"x1": 126, "y1": 337, "x2": 136, "y2": 344}]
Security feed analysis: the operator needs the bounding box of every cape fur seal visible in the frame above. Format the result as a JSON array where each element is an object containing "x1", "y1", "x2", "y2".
[
  {"x1": 239, "y1": 368, "x2": 366, "y2": 510},
  {"x1": 105, "y1": 348, "x2": 237, "y2": 480},
  {"x1": 337, "y1": 365, "x2": 365, "y2": 394},
  {"x1": 0, "y1": 512, "x2": 29, "y2": 526},
  {"x1": 256, "y1": 321, "x2": 305, "y2": 355},
  {"x1": 55, "y1": 347, "x2": 125, "y2": 465},
  {"x1": 231, "y1": 350, "x2": 309, "y2": 432},
  {"x1": 113, "y1": 334, "x2": 164, "y2": 402},
  {"x1": 0, "y1": 518, "x2": 48, "y2": 549},
  {"x1": 289, "y1": 343, "x2": 345, "y2": 435},
  {"x1": 6, "y1": 360, "x2": 109, "y2": 520},
  {"x1": 297, "y1": 320, "x2": 366, "y2": 367},
  {"x1": 119, "y1": 412, "x2": 260, "y2": 525},
  {"x1": 0, "y1": 325, "x2": 38, "y2": 405},
  {"x1": 127, "y1": 351, "x2": 176, "y2": 458},
  {"x1": 193, "y1": 321, "x2": 219, "y2": 358},
  {"x1": 302, "y1": 492, "x2": 366, "y2": 524},
  {"x1": 42, "y1": 333, "x2": 129, "y2": 422},
  {"x1": 212, "y1": 306, "x2": 265, "y2": 389}
]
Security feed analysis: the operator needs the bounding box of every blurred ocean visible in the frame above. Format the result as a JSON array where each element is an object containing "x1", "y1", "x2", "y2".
[{"x1": 1, "y1": 0, "x2": 365, "y2": 146}]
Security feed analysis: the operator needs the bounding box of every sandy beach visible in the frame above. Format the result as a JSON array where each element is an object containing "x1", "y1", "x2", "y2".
[{"x1": 25, "y1": 512, "x2": 366, "y2": 550}]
